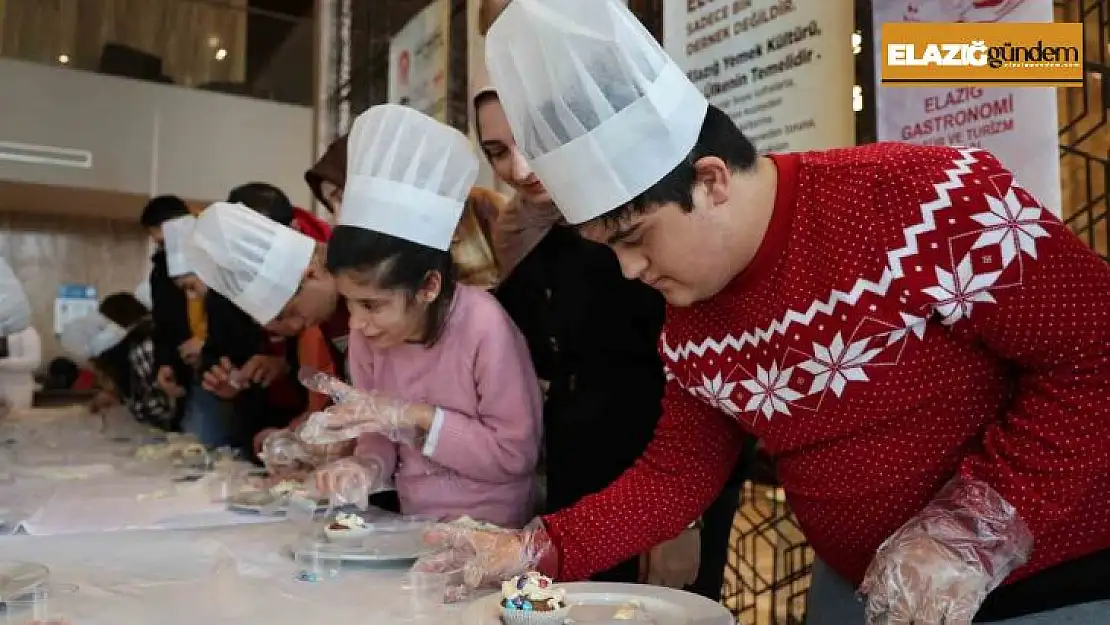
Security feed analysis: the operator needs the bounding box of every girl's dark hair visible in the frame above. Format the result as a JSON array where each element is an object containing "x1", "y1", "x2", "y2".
[
  {"x1": 326, "y1": 226, "x2": 457, "y2": 346},
  {"x1": 99, "y1": 292, "x2": 149, "y2": 329}
]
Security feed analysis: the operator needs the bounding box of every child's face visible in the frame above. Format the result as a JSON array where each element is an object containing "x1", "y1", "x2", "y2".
[
  {"x1": 174, "y1": 275, "x2": 207, "y2": 300},
  {"x1": 336, "y1": 272, "x2": 439, "y2": 349},
  {"x1": 265, "y1": 270, "x2": 338, "y2": 337}
]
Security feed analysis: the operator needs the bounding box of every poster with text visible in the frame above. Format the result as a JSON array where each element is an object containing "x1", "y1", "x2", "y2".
[
  {"x1": 663, "y1": 0, "x2": 856, "y2": 154},
  {"x1": 873, "y1": 0, "x2": 1061, "y2": 216},
  {"x1": 389, "y1": 0, "x2": 451, "y2": 121}
]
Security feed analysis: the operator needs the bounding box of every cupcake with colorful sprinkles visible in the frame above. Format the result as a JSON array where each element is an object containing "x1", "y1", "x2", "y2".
[{"x1": 500, "y1": 571, "x2": 569, "y2": 625}]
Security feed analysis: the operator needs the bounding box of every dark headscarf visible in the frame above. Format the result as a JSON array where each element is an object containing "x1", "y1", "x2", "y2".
[{"x1": 305, "y1": 135, "x2": 348, "y2": 212}]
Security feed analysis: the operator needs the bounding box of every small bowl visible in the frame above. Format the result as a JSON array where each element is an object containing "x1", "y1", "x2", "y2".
[{"x1": 323, "y1": 524, "x2": 373, "y2": 546}]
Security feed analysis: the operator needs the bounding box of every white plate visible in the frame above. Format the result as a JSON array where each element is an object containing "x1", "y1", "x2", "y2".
[
  {"x1": 462, "y1": 582, "x2": 734, "y2": 625},
  {"x1": 0, "y1": 561, "x2": 49, "y2": 601},
  {"x1": 287, "y1": 531, "x2": 435, "y2": 563}
]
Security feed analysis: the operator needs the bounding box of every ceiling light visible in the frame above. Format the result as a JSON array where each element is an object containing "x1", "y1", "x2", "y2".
[{"x1": 215, "y1": 48, "x2": 228, "y2": 61}]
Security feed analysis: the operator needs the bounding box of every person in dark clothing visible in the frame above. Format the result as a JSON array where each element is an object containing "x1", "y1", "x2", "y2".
[
  {"x1": 94, "y1": 292, "x2": 176, "y2": 430},
  {"x1": 139, "y1": 196, "x2": 192, "y2": 416},
  {"x1": 475, "y1": 87, "x2": 751, "y2": 596}
]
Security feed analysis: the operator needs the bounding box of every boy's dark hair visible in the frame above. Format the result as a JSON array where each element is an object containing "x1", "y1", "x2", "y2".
[
  {"x1": 228, "y1": 182, "x2": 294, "y2": 226},
  {"x1": 99, "y1": 292, "x2": 150, "y2": 329},
  {"x1": 326, "y1": 226, "x2": 457, "y2": 347},
  {"x1": 139, "y1": 196, "x2": 189, "y2": 229},
  {"x1": 589, "y1": 104, "x2": 757, "y2": 228}
]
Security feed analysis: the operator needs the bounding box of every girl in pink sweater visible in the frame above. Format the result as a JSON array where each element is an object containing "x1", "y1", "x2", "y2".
[{"x1": 301, "y1": 104, "x2": 542, "y2": 528}]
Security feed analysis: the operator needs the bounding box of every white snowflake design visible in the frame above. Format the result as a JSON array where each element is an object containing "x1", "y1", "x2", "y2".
[
  {"x1": 970, "y1": 188, "x2": 1049, "y2": 267},
  {"x1": 798, "y1": 333, "x2": 883, "y2": 397},
  {"x1": 923, "y1": 255, "x2": 1002, "y2": 325},
  {"x1": 696, "y1": 373, "x2": 741, "y2": 415},
  {"x1": 887, "y1": 312, "x2": 928, "y2": 346},
  {"x1": 741, "y1": 363, "x2": 803, "y2": 420}
]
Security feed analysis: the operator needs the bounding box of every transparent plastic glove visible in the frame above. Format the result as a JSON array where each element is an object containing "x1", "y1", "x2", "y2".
[
  {"x1": 414, "y1": 518, "x2": 554, "y2": 602},
  {"x1": 259, "y1": 429, "x2": 311, "y2": 474},
  {"x1": 859, "y1": 477, "x2": 1034, "y2": 625},
  {"x1": 297, "y1": 367, "x2": 420, "y2": 446},
  {"x1": 640, "y1": 526, "x2": 701, "y2": 589},
  {"x1": 309, "y1": 457, "x2": 384, "y2": 511}
]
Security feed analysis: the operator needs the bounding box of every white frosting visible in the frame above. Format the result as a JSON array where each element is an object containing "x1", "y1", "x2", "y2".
[
  {"x1": 501, "y1": 572, "x2": 566, "y2": 605},
  {"x1": 331, "y1": 512, "x2": 368, "y2": 530}
]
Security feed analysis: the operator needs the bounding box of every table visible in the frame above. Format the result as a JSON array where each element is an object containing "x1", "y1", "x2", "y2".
[{"x1": 1, "y1": 523, "x2": 465, "y2": 624}]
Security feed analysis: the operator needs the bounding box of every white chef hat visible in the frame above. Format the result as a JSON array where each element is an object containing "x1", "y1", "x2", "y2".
[
  {"x1": 341, "y1": 104, "x2": 480, "y2": 251},
  {"x1": 0, "y1": 257, "x2": 30, "y2": 337},
  {"x1": 59, "y1": 313, "x2": 127, "y2": 360},
  {"x1": 485, "y1": 0, "x2": 708, "y2": 224},
  {"x1": 162, "y1": 215, "x2": 196, "y2": 278},
  {"x1": 185, "y1": 202, "x2": 315, "y2": 324}
]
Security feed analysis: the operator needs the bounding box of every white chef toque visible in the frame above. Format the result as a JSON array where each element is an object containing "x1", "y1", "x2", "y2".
[
  {"x1": 0, "y1": 257, "x2": 30, "y2": 337},
  {"x1": 59, "y1": 313, "x2": 127, "y2": 360},
  {"x1": 340, "y1": 104, "x2": 480, "y2": 251},
  {"x1": 185, "y1": 202, "x2": 315, "y2": 324},
  {"x1": 162, "y1": 215, "x2": 196, "y2": 278},
  {"x1": 485, "y1": 0, "x2": 708, "y2": 225}
]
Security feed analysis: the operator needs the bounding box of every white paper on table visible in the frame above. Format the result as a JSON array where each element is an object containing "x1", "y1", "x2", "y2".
[{"x1": 17, "y1": 479, "x2": 280, "y2": 535}]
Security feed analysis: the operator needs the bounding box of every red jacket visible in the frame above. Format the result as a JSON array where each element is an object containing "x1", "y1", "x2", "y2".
[
  {"x1": 292, "y1": 207, "x2": 332, "y2": 242},
  {"x1": 541, "y1": 144, "x2": 1110, "y2": 589}
]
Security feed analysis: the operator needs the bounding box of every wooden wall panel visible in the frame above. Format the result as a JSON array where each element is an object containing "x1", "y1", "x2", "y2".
[{"x1": 0, "y1": 0, "x2": 247, "y2": 87}]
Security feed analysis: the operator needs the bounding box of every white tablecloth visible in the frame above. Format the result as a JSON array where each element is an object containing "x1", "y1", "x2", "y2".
[{"x1": 0, "y1": 523, "x2": 468, "y2": 624}]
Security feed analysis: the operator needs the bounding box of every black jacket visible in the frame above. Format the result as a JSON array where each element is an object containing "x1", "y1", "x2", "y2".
[
  {"x1": 149, "y1": 250, "x2": 192, "y2": 386},
  {"x1": 495, "y1": 226, "x2": 666, "y2": 524}
]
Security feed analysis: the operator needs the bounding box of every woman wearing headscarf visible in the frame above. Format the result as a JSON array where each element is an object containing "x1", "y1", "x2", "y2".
[{"x1": 472, "y1": 82, "x2": 753, "y2": 597}]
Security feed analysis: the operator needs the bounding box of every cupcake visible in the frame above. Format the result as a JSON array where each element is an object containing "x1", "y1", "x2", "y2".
[
  {"x1": 500, "y1": 572, "x2": 569, "y2": 625},
  {"x1": 324, "y1": 512, "x2": 372, "y2": 545}
]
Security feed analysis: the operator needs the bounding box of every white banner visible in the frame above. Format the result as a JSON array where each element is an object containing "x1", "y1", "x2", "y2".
[
  {"x1": 873, "y1": 0, "x2": 1061, "y2": 216},
  {"x1": 389, "y1": 0, "x2": 451, "y2": 121},
  {"x1": 663, "y1": 0, "x2": 856, "y2": 153}
]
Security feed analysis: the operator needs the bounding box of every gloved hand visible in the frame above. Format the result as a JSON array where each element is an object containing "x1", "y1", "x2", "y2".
[
  {"x1": 859, "y1": 476, "x2": 1033, "y2": 625},
  {"x1": 309, "y1": 457, "x2": 386, "y2": 510},
  {"x1": 640, "y1": 525, "x2": 701, "y2": 589},
  {"x1": 296, "y1": 368, "x2": 422, "y2": 446},
  {"x1": 414, "y1": 519, "x2": 554, "y2": 602},
  {"x1": 258, "y1": 429, "x2": 311, "y2": 474}
]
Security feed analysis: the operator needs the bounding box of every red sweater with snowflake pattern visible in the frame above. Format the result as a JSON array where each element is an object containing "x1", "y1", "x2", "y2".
[{"x1": 540, "y1": 143, "x2": 1110, "y2": 593}]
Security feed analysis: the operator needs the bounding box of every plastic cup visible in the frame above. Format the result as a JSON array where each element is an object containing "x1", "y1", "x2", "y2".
[
  {"x1": 401, "y1": 571, "x2": 447, "y2": 615},
  {"x1": 293, "y1": 542, "x2": 341, "y2": 582}
]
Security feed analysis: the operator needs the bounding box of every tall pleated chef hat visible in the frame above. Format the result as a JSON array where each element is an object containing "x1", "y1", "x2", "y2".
[
  {"x1": 0, "y1": 257, "x2": 30, "y2": 336},
  {"x1": 59, "y1": 313, "x2": 127, "y2": 360},
  {"x1": 162, "y1": 215, "x2": 196, "y2": 279},
  {"x1": 340, "y1": 104, "x2": 479, "y2": 251},
  {"x1": 185, "y1": 202, "x2": 315, "y2": 324},
  {"x1": 485, "y1": 0, "x2": 708, "y2": 224}
]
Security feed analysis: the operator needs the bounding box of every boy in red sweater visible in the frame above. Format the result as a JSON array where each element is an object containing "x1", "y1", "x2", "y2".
[{"x1": 407, "y1": 1, "x2": 1110, "y2": 623}]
